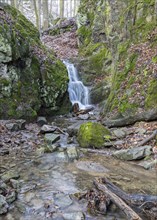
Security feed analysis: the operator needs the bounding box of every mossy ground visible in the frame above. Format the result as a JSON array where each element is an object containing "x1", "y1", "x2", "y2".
[{"x1": 77, "y1": 0, "x2": 157, "y2": 117}]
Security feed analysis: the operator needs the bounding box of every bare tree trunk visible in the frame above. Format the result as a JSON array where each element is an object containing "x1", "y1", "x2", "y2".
[
  {"x1": 38, "y1": 0, "x2": 42, "y2": 34},
  {"x1": 11, "y1": 0, "x2": 17, "y2": 7},
  {"x1": 42, "y1": 0, "x2": 49, "y2": 30},
  {"x1": 155, "y1": 0, "x2": 157, "y2": 22},
  {"x1": 33, "y1": 0, "x2": 40, "y2": 29},
  {"x1": 60, "y1": 0, "x2": 64, "y2": 18},
  {"x1": 70, "y1": 0, "x2": 73, "y2": 17}
]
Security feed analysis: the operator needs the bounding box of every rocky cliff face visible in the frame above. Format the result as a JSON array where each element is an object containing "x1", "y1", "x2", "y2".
[
  {"x1": 77, "y1": 0, "x2": 157, "y2": 118},
  {"x1": 0, "y1": 3, "x2": 69, "y2": 120}
]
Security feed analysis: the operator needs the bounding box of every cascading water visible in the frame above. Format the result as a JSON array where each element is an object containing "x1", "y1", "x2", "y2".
[{"x1": 63, "y1": 60, "x2": 91, "y2": 110}]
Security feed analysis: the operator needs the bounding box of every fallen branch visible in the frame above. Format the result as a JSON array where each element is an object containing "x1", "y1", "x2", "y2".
[
  {"x1": 80, "y1": 148, "x2": 112, "y2": 156},
  {"x1": 94, "y1": 178, "x2": 142, "y2": 220},
  {"x1": 137, "y1": 130, "x2": 157, "y2": 147},
  {"x1": 104, "y1": 109, "x2": 157, "y2": 128},
  {"x1": 101, "y1": 178, "x2": 157, "y2": 206}
]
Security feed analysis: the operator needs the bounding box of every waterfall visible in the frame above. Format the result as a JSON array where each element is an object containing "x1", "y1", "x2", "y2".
[{"x1": 63, "y1": 61, "x2": 91, "y2": 110}]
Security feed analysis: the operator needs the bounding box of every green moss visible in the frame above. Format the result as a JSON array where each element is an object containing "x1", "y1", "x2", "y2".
[
  {"x1": 77, "y1": 122, "x2": 111, "y2": 148},
  {"x1": 82, "y1": 42, "x2": 103, "y2": 56},
  {"x1": 88, "y1": 47, "x2": 111, "y2": 73},
  {"x1": 77, "y1": 26, "x2": 92, "y2": 46},
  {"x1": 145, "y1": 80, "x2": 157, "y2": 108}
]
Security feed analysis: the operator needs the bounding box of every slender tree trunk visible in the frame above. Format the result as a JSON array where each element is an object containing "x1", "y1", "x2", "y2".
[
  {"x1": 42, "y1": 0, "x2": 49, "y2": 30},
  {"x1": 38, "y1": 0, "x2": 42, "y2": 34},
  {"x1": 155, "y1": 0, "x2": 157, "y2": 22},
  {"x1": 60, "y1": 0, "x2": 64, "y2": 18},
  {"x1": 33, "y1": 0, "x2": 40, "y2": 29},
  {"x1": 70, "y1": 0, "x2": 73, "y2": 17}
]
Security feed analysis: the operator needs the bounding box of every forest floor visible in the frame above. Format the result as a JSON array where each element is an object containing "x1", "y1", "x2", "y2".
[{"x1": 42, "y1": 29, "x2": 78, "y2": 59}]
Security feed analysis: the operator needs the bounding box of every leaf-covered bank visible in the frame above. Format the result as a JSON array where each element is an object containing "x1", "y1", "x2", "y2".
[{"x1": 77, "y1": 0, "x2": 157, "y2": 119}]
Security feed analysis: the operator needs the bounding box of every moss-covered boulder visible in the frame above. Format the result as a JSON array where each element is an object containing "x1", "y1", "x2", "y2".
[
  {"x1": 77, "y1": 122, "x2": 111, "y2": 148},
  {"x1": 0, "y1": 3, "x2": 69, "y2": 120}
]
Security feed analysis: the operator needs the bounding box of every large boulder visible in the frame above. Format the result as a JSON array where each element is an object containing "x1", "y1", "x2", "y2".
[
  {"x1": 77, "y1": 122, "x2": 111, "y2": 148},
  {"x1": 0, "y1": 3, "x2": 69, "y2": 120}
]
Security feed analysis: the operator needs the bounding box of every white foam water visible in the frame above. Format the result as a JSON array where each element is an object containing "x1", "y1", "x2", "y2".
[{"x1": 63, "y1": 60, "x2": 91, "y2": 110}]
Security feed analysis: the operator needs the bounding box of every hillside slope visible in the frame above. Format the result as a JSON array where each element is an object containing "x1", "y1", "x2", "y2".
[{"x1": 77, "y1": 0, "x2": 157, "y2": 121}]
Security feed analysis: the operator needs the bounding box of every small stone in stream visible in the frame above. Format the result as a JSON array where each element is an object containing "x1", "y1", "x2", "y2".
[
  {"x1": 66, "y1": 145, "x2": 80, "y2": 160},
  {"x1": 55, "y1": 194, "x2": 73, "y2": 208},
  {"x1": 78, "y1": 114, "x2": 89, "y2": 120},
  {"x1": 15, "y1": 201, "x2": 26, "y2": 213},
  {"x1": 138, "y1": 159, "x2": 157, "y2": 169},
  {"x1": 37, "y1": 116, "x2": 47, "y2": 126},
  {"x1": 0, "y1": 195, "x2": 9, "y2": 214},
  {"x1": 1, "y1": 171, "x2": 20, "y2": 183},
  {"x1": 112, "y1": 129, "x2": 126, "y2": 138},
  {"x1": 0, "y1": 148, "x2": 9, "y2": 156},
  {"x1": 10, "y1": 179, "x2": 20, "y2": 189},
  {"x1": 113, "y1": 145, "x2": 152, "y2": 161},
  {"x1": 5, "y1": 119, "x2": 26, "y2": 131},
  {"x1": 44, "y1": 144, "x2": 58, "y2": 153},
  {"x1": 67, "y1": 121, "x2": 88, "y2": 136},
  {"x1": 6, "y1": 190, "x2": 17, "y2": 204},
  {"x1": 44, "y1": 133, "x2": 60, "y2": 145},
  {"x1": 40, "y1": 124, "x2": 56, "y2": 134},
  {"x1": 62, "y1": 212, "x2": 85, "y2": 220}
]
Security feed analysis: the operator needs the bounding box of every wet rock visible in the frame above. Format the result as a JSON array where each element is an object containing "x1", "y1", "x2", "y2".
[
  {"x1": 44, "y1": 144, "x2": 59, "y2": 153},
  {"x1": 0, "y1": 181, "x2": 8, "y2": 191},
  {"x1": 44, "y1": 133, "x2": 60, "y2": 145},
  {"x1": 63, "y1": 212, "x2": 85, "y2": 220},
  {"x1": 31, "y1": 198, "x2": 44, "y2": 209},
  {"x1": 103, "y1": 140, "x2": 124, "y2": 147},
  {"x1": 138, "y1": 159, "x2": 157, "y2": 169},
  {"x1": 66, "y1": 145, "x2": 80, "y2": 160},
  {"x1": 0, "y1": 195, "x2": 9, "y2": 214},
  {"x1": 0, "y1": 148, "x2": 9, "y2": 156},
  {"x1": 24, "y1": 192, "x2": 35, "y2": 203},
  {"x1": 113, "y1": 145, "x2": 152, "y2": 161},
  {"x1": 10, "y1": 179, "x2": 20, "y2": 189},
  {"x1": 76, "y1": 161, "x2": 109, "y2": 173},
  {"x1": 1, "y1": 171, "x2": 20, "y2": 183},
  {"x1": 56, "y1": 151, "x2": 69, "y2": 161},
  {"x1": 67, "y1": 121, "x2": 85, "y2": 136},
  {"x1": 40, "y1": 124, "x2": 56, "y2": 134},
  {"x1": 15, "y1": 201, "x2": 26, "y2": 213},
  {"x1": 37, "y1": 116, "x2": 47, "y2": 126},
  {"x1": 77, "y1": 114, "x2": 89, "y2": 120},
  {"x1": 55, "y1": 194, "x2": 73, "y2": 208},
  {"x1": 6, "y1": 190, "x2": 16, "y2": 204},
  {"x1": 5, "y1": 120, "x2": 26, "y2": 131},
  {"x1": 112, "y1": 129, "x2": 126, "y2": 139}
]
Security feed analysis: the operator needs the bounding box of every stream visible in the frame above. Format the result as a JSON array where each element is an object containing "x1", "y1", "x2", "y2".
[
  {"x1": 0, "y1": 63, "x2": 156, "y2": 220},
  {"x1": 0, "y1": 116, "x2": 156, "y2": 220}
]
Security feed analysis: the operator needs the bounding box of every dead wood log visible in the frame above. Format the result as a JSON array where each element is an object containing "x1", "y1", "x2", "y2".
[
  {"x1": 80, "y1": 148, "x2": 112, "y2": 156},
  {"x1": 104, "y1": 109, "x2": 157, "y2": 128},
  {"x1": 102, "y1": 178, "x2": 157, "y2": 211},
  {"x1": 137, "y1": 130, "x2": 157, "y2": 147},
  {"x1": 94, "y1": 178, "x2": 142, "y2": 220},
  {"x1": 101, "y1": 178, "x2": 157, "y2": 207}
]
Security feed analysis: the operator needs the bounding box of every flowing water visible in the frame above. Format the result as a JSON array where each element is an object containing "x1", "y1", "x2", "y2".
[
  {"x1": 0, "y1": 117, "x2": 156, "y2": 220},
  {"x1": 63, "y1": 61, "x2": 91, "y2": 110}
]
